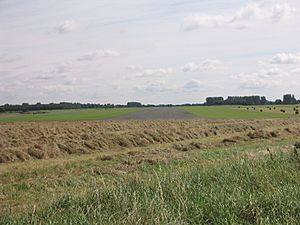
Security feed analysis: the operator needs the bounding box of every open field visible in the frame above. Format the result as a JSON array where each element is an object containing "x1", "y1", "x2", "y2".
[
  {"x1": 182, "y1": 105, "x2": 300, "y2": 119},
  {"x1": 1, "y1": 114, "x2": 300, "y2": 224},
  {"x1": 1, "y1": 105, "x2": 299, "y2": 123},
  {"x1": 0, "y1": 108, "x2": 141, "y2": 123},
  {"x1": 0, "y1": 118, "x2": 300, "y2": 224}
]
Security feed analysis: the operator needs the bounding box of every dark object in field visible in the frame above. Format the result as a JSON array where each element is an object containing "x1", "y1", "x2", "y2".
[
  {"x1": 20, "y1": 111, "x2": 48, "y2": 115},
  {"x1": 294, "y1": 142, "x2": 300, "y2": 149},
  {"x1": 98, "y1": 155, "x2": 113, "y2": 161},
  {"x1": 280, "y1": 109, "x2": 286, "y2": 113},
  {"x1": 295, "y1": 111, "x2": 299, "y2": 115},
  {"x1": 246, "y1": 107, "x2": 249, "y2": 110},
  {"x1": 293, "y1": 142, "x2": 300, "y2": 167},
  {"x1": 260, "y1": 109, "x2": 263, "y2": 112},
  {"x1": 266, "y1": 148, "x2": 274, "y2": 161}
]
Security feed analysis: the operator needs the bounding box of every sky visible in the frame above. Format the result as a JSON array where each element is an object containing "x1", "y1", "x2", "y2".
[{"x1": 0, "y1": 0, "x2": 300, "y2": 105}]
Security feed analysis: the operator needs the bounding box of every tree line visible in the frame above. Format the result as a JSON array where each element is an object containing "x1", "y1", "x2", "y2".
[
  {"x1": 205, "y1": 94, "x2": 298, "y2": 106},
  {"x1": 0, "y1": 94, "x2": 298, "y2": 113},
  {"x1": 0, "y1": 101, "x2": 193, "y2": 113}
]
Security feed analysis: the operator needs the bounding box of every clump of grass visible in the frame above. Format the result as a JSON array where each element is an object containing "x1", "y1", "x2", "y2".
[{"x1": 1, "y1": 149, "x2": 299, "y2": 225}]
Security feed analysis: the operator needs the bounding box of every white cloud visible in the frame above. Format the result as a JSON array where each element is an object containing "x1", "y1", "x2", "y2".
[
  {"x1": 239, "y1": 79, "x2": 272, "y2": 90},
  {"x1": 270, "y1": 52, "x2": 300, "y2": 64},
  {"x1": 44, "y1": 84, "x2": 75, "y2": 93},
  {"x1": 133, "y1": 68, "x2": 173, "y2": 78},
  {"x1": 271, "y1": 2, "x2": 295, "y2": 21},
  {"x1": 183, "y1": 14, "x2": 227, "y2": 30},
  {"x1": 33, "y1": 74, "x2": 67, "y2": 80},
  {"x1": 127, "y1": 65, "x2": 141, "y2": 70},
  {"x1": 180, "y1": 59, "x2": 221, "y2": 72},
  {"x1": 232, "y1": 67, "x2": 287, "y2": 90},
  {"x1": 56, "y1": 20, "x2": 79, "y2": 33},
  {"x1": 134, "y1": 80, "x2": 176, "y2": 94},
  {"x1": 183, "y1": 79, "x2": 204, "y2": 89},
  {"x1": 33, "y1": 63, "x2": 72, "y2": 80},
  {"x1": 48, "y1": 63, "x2": 71, "y2": 74},
  {"x1": 183, "y1": 1, "x2": 295, "y2": 30},
  {"x1": 180, "y1": 62, "x2": 199, "y2": 72},
  {"x1": 78, "y1": 49, "x2": 120, "y2": 61},
  {"x1": 291, "y1": 68, "x2": 300, "y2": 73},
  {"x1": 257, "y1": 67, "x2": 286, "y2": 78},
  {"x1": 0, "y1": 54, "x2": 22, "y2": 63}
]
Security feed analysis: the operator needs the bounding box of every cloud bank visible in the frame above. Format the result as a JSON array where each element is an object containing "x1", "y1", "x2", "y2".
[{"x1": 183, "y1": 1, "x2": 295, "y2": 30}]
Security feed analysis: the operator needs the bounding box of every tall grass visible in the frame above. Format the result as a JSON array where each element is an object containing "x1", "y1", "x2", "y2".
[{"x1": 2, "y1": 150, "x2": 299, "y2": 225}]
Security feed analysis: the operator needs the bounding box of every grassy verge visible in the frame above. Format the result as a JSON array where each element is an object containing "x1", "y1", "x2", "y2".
[
  {"x1": 1, "y1": 139, "x2": 299, "y2": 224},
  {"x1": 0, "y1": 108, "x2": 141, "y2": 122}
]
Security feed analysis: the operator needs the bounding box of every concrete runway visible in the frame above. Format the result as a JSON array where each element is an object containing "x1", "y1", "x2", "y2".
[{"x1": 110, "y1": 107, "x2": 199, "y2": 120}]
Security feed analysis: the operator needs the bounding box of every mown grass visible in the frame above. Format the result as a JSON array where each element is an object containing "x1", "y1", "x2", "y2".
[
  {"x1": 0, "y1": 108, "x2": 141, "y2": 122},
  {"x1": 182, "y1": 105, "x2": 298, "y2": 119},
  {"x1": 1, "y1": 140, "x2": 299, "y2": 224}
]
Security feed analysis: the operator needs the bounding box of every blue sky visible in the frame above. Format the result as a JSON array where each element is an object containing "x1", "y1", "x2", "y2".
[{"x1": 0, "y1": 0, "x2": 300, "y2": 104}]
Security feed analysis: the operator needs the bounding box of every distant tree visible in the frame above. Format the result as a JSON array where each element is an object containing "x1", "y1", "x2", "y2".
[
  {"x1": 283, "y1": 94, "x2": 297, "y2": 104},
  {"x1": 261, "y1": 96, "x2": 268, "y2": 105},
  {"x1": 206, "y1": 97, "x2": 224, "y2": 105},
  {"x1": 127, "y1": 102, "x2": 142, "y2": 107}
]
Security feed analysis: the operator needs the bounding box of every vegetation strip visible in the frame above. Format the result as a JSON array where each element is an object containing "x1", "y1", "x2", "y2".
[
  {"x1": 1, "y1": 119, "x2": 300, "y2": 163},
  {"x1": 0, "y1": 139, "x2": 299, "y2": 224}
]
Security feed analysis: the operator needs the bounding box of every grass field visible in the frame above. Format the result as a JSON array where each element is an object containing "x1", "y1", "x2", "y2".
[
  {"x1": 1, "y1": 138, "x2": 299, "y2": 224},
  {"x1": 0, "y1": 105, "x2": 299, "y2": 122},
  {"x1": 182, "y1": 105, "x2": 300, "y2": 119},
  {"x1": 1, "y1": 119, "x2": 300, "y2": 224},
  {"x1": 1, "y1": 108, "x2": 300, "y2": 224},
  {"x1": 0, "y1": 108, "x2": 141, "y2": 122}
]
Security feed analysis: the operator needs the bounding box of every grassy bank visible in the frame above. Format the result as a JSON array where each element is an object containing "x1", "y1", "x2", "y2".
[{"x1": 1, "y1": 139, "x2": 299, "y2": 224}]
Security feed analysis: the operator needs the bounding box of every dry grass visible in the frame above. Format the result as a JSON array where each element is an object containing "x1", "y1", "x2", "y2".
[
  {"x1": 1, "y1": 118, "x2": 300, "y2": 220},
  {"x1": 1, "y1": 119, "x2": 300, "y2": 163}
]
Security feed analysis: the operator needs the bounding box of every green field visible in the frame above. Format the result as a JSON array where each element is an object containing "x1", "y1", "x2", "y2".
[
  {"x1": 1, "y1": 139, "x2": 299, "y2": 224},
  {"x1": 0, "y1": 105, "x2": 299, "y2": 122},
  {"x1": 182, "y1": 105, "x2": 299, "y2": 119},
  {"x1": 0, "y1": 108, "x2": 141, "y2": 122}
]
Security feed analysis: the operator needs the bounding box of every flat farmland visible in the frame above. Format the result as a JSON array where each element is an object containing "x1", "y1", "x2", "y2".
[
  {"x1": 0, "y1": 118, "x2": 300, "y2": 224},
  {"x1": 0, "y1": 108, "x2": 141, "y2": 123},
  {"x1": 182, "y1": 105, "x2": 300, "y2": 119},
  {"x1": 1, "y1": 107, "x2": 300, "y2": 224},
  {"x1": 1, "y1": 105, "x2": 299, "y2": 123}
]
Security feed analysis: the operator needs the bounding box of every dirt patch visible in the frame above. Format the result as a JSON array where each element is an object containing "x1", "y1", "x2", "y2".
[{"x1": 1, "y1": 119, "x2": 300, "y2": 163}]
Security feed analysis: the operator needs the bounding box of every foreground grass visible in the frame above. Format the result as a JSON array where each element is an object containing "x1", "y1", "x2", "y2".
[
  {"x1": 0, "y1": 108, "x2": 141, "y2": 122},
  {"x1": 182, "y1": 105, "x2": 297, "y2": 119},
  {"x1": 1, "y1": 140, "x2": 299, "y2": 224}
]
